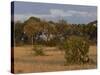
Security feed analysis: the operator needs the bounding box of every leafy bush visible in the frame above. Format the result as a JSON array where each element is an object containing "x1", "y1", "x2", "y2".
[
  {"x1": 63, "y1": 36, "x2": 89, "y2": 64},
  {"x1": 33, "y1": 45, "x2": 45, "y2": 56},
  {"x1": 45, "y1": 38, "x2": 58, "y2": 47}
]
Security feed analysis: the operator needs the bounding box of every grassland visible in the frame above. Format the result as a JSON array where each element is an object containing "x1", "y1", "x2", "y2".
[{"x1": 13, "y1": 45, "x2": 97, "y2": 73}]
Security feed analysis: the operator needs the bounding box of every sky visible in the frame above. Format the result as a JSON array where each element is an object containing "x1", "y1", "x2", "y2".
[{"x1": 12, "y1": 1, "x2": 97, "y2": 24}]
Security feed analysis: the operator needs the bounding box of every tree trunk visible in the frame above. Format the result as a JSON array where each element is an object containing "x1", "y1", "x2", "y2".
[{"x1": 32, "y1": 36, "x2": 33, "y2": 49}]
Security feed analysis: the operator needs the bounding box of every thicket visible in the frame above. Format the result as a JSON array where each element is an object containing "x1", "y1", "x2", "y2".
[{"x1": 63, "y1": 36, "x2": 89, "y2": 64}]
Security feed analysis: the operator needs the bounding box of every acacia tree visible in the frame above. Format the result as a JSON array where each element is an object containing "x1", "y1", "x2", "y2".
[
  {"x1": 23, "y1": 17, "x2": 55, "y2": 45},
  {"x1": 23, "y1": 19, "x2": 42, "y2": 47},
  {"x1": 39, "y1": 20, "x2": 57, "y2": 46},
  {"x1": 54, "y1": 19, "x2": 68, "y2": 45}
]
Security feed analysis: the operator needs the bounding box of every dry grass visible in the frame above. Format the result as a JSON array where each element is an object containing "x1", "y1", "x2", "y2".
[{"x1": 13, "y1": 45, "x2": 97, "y2": 73}]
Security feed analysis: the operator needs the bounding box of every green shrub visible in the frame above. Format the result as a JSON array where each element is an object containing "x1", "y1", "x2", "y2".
[
  {"x1": 33, "y1": 45, "x2": 45, "y2": 56},
  {"x1": 46, "y1": 39, "x2": 58, "y2": 47},
  {"x1": 63, "y1": 36, "x2": 89, "y2": 64}
]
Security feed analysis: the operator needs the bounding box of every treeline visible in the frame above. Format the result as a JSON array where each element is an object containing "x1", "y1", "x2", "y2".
[{"x1": 13, "y1": 16, "x2": 97, "y2": 46}]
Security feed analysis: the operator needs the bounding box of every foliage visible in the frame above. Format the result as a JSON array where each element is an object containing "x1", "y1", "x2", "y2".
[
  {"x1": 14, "y1": 21, "x2": 24, "y2": 45},
  {"x1": 77, "y1": 24, "x2": 97, "y2": 44},
  {"x1": 63, "y1": 36, "x2": 89, "y2": 64},
  {"x1": 14, "y1": 16, "x2": 97, "y2": 46},
  {"x1": 33, "y1": 45, "x2": 45, "y2": 56}
]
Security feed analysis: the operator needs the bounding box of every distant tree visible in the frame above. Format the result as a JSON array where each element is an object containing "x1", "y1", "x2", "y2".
[
  {"x1": 14, "y1": 21, "x2": 24, "y2": 45},
  {"x1": 24, "y1": 22, "x2": 40, "y2": 45},
  {"x1": 56, "y1": 19, "x2": 68, "y2": 36},
  {"x1": 48, "y1": 21, "x2": 55, "y2": 24},
  {"x1": 86, "y1": 24, "x2": 97, "y2": 43},
  {"x1": 14, "y1": 16, "x2": 97, "y2": 46},
  {"x1": 40, "y1": 21, "x2": 57, "y2": 46},
  {"x1": 78, "y1": 23, "x2": 97, "y2": 44},
  {"x1": 27, "y1": 16, "x2": 40, "y2": 22}
]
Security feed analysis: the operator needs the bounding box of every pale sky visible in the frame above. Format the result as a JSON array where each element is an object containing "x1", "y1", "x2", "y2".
[{"x1": 12, "y1": 1, "x2": 97, "y2": 24}]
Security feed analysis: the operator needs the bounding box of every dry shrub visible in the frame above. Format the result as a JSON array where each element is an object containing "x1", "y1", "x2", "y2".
[
  {"x1": 33, "y1": 45, "x2": 45, "y2": 56},
  {"x1": 63, "y1": 36, "x2": 89, "y2": 65}
]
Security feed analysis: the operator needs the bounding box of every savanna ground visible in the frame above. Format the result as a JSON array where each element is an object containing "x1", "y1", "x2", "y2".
[{"x1": 13, "y1": 45, "x2": 97, "y2": 73}]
